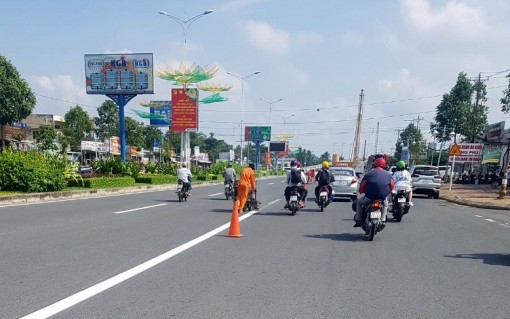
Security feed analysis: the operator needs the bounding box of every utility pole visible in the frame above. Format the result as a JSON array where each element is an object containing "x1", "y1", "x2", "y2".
[
  {"x1": 374, "y1": 122, "x2": 379, "y2": 155},
  {"x1": 352, "y1": 89, "x2": 364, "y2": 162}
]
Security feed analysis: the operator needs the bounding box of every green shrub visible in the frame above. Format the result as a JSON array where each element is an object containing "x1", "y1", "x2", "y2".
[
  {"x1": 135, "y1": 174, "x2": 177, "y2": 184},
  {"x1": 68, "y1": 176, "x2": 136, "y2": 188},
  {"x1": 0, "y1": 149, "x2": 66, "y2": 192},
  {"x1": 145, "y1": 162, "x2": 159, "y2": 174}
]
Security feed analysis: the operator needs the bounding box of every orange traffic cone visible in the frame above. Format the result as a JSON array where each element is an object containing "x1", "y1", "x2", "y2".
[{"x1": 227, "y1": 200, "x2": 243, "y2": 238}]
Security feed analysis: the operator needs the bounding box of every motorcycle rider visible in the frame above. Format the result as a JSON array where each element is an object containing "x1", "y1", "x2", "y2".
[
  {"x1": 354, "y1": 157, "x2": 394, "y2": 228},
  {"x1": 296, "y1": 161, "x2": 309, "y2": 204},
  {"x1": 236, "y1": 162, "x2": 257, "y2": 214},
  {"x1": 176, "y1": 162, "x2": 193, "y2": 195},
  {"x1": 314, "y1": 161, "x2": 334, "y2": 203},
  {"x1": 223, "y1": 162, "x2": 237, "y2": 185},
  {"x1": 284, "y1": 160, "x2": 308, "y2": 208},
  {"x1": 391, "y1": 160, "x2": 413, "y2": 206}
]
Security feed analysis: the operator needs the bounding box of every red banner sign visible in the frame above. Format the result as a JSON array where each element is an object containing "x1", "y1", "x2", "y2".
[{"x1": 171, "y1": 88, "x2": 198, "y2": 132}]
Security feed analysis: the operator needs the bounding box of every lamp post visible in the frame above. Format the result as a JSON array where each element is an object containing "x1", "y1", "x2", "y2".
[
  {"x1": 159, "y1": 9, "x2": 213, "y2": 168},
  {"x1": 433, "y1": 126, "x2": 455, "y2": 167},
  {"x1": 275, "y1": 113, "x2": 295, "y2": 131},
  {"x1": 260, "y1": 98, "x2": 283, "y2": 126},
  {"x1": 226, "y1": 71, "x2": 261, "y2": 166}
]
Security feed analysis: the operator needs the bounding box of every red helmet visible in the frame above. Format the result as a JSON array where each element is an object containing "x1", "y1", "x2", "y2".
[
  {"x1": 373, "y1": 158, "x2": 386, "y2": 169},
  {"x1": 296, "y1": 161, "x2": 301, "y2": 168}
]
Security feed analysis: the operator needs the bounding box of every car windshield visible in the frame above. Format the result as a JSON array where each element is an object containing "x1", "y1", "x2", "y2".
[
  {"x1": 414, "y1": 167, "x2": 439, "y2": 176},
  {"x1": 331, "y1": 169, "x2": 354, "y2": 176}
]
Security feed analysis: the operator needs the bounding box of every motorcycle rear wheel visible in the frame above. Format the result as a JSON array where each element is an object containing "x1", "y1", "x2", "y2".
[
  {"x1": 367, "y1": 220, "x2": 376, "y2": 241},
  {"x1": 394, "y1": 203, "x2": 403, "y2": 222}
]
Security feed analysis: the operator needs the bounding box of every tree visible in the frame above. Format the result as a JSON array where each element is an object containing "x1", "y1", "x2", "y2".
[
  {"x1": 0, "y1": 55, "x2": 36, "y2": 147},
  {"x1": 35, "y1": 125, "x2": 57, "y2": 151},
  {"x1": 203, "y1": 132, "x2": 231, "y2": 161},
  {"x1": 142, "y1": 125, "x2": 163, "y2": 150},
  {"x1": 319, "y1": 151, "x2": 330, "y2": 163},
  {"x1": 63, "y1": 105, "x2": 93, "y2": 151},
  {"x1": 431, "y1": 72, "x2": 488, "y2": 143},
  {"x1": 393, "y1": 123, "x2": 426, "y2": 165},
  {"x1": 500, "y1": 73, "x2": 510, "y2": 114},
  {"x1": 124, "y1": 117, "x2": 144, "y2": 148},
  {"x1": 94, "y1": 100, "x2": 119, "y2": 141}
]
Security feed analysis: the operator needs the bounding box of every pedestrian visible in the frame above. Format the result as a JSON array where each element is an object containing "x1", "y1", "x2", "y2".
[{"x1": 236, "y1": 163, "x2": 257, "y2": 213}]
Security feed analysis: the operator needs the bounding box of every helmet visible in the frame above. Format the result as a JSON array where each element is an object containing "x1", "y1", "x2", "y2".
[
  {"x1": 290, "y1": 160, "x2": 296, "y2": 167},
  {"x1": 248, "y1": 162, "x2": 255, "y2": 170},
  {"x1": 322, "y1": 161, "x2": 329, "y2": 169},
  {"x1": 396, "y1": 160, "x2": 406, "y2": 169},
  {"x1": 373, "y1": 158, "x2": 386, "y2": 169},
  {"x1": 227, "y1": 162, "x2": 232, "y2": 168},
  {"x1": 181, "y1": 162, "x2": 187, "y2": 168},
  {"x1": 296, "y1": 161, "x2": 301, "y2": 168}
]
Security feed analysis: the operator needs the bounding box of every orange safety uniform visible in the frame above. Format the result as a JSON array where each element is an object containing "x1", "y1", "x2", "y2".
[{"x1": 236, "y1": 166, "x2": 256, "y2": 213}]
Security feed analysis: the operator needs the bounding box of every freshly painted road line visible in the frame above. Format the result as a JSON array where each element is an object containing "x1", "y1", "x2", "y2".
[
  {"x1": 113, "y1": 204, "x2": 167, "y2": 214},
  {"x1": 20, "y1": 209, "x2": 260, "y2": 319},
  {"x1": 208, "y1": 192, "x2": 224, "y2": 197}
]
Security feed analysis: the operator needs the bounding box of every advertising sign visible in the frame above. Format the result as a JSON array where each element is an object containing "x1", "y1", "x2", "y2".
[
  {"x1": 269, "y1": 142, "x2": 286, "y2": 152},
  {"x1": 481, "y1": 148, "x2": 502, "y2": 164},
  {"x1": 400, "y1": 146, "x2": 409, "y2": 162},
  {"x1": 149, "y1": 101, "x2": 171, "y2": 126},
  {"x1": 171, "y1": 88, "x2": 198, "y2": 132},
  {"x1": 448, "y1": 143, "x2": 483, "y2": 163},
  {"x1": 245, "y1": 126, "x2": 271, "y2": 142},
  {"x1": 104, "y1": 136, "x2": 120, "y2": 155},
  {"x1": 486, "y1": 121, "x2": 505, "y2": 141},
  {"x1": 85, "y1": 53, "x2": 154, "y2": 95},
  {"x1": 2, "y1": 125, "x2": 26, "y2": 140}
]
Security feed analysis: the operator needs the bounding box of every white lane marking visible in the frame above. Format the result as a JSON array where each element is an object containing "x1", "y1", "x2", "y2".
[
  {"x1": 21, "y1": 210, "x2": 259, "y2": 319},
  {"x1": 267, "y1": 182, "x2": 275, "y2": 185},
  {"x1": 485, "y1": 218, "x2": 496, "y2": 223},
  {"x1": 113, "y1": 204, "x2": 167, "y2": 214},
  {"x1": 208, "y1": 192, "x2": 224, "y2": 197},
  {"x1": 500, "y1": 224, "x2": 510, "y2": 228},
  {"x1": 266, "y1": 199, "x2": 281, "y2": 206},
  {"x1": 474, "y1": 215, "x2": 483, "y2": 218},
  {"x1": 280, "y1": 180, "x2": 286, "y2": 183}
]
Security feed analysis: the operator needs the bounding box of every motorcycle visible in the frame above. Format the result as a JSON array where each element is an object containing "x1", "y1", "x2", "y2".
[
  {"x1": 224, "y1": 180, "x2": 235, "y2": 200},
  {"x1": 361, "y1": 199, "x2": 384, "y2": 241},
  {"x1": 392, "y1": 188, "x2": 410, "y2": 222},
  {"x1": 242, "y1": 188, "x2": 260, "y2": 212},
  {"x1": 176, "y1": 179, "x2": 190, "y2": 202},
  {"x1": 288, "y1": 188, "x2": 301, "y2": 216},
  {"x1": 317, "y1": 185, "x2": 334, "y2": 212}
]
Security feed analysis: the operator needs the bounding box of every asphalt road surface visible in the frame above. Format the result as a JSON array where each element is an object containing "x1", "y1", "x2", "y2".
[{"x1": 1, "y1": 177, "x2": 509, "y2": 318}]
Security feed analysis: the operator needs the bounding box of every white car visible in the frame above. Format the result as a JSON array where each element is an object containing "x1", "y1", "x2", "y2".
[{"x1": 329, "y1": 167, "x2": 358, "y2": 201}]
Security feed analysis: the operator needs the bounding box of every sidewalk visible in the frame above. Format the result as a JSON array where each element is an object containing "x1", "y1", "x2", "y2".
[{"x1": 439, "y1": 184, "x2": 510, "y2": 211}]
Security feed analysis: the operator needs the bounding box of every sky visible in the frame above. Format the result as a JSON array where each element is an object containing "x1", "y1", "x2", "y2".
[{"x1": 1, "y1": 0, "x2": 510, "y2": 158}]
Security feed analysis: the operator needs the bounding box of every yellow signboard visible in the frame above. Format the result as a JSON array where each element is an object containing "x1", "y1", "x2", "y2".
[{"x1": 448, "y1": 143, "x2": 462, "y2": 156}]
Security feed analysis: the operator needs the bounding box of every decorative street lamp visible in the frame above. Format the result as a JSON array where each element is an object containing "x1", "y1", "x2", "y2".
[
  {"x1": 226, "y1": 71, "x2": 261, "y2": 166},
  {"x1": 260, "y1": 98, "x2": 283, "y2": 126}
]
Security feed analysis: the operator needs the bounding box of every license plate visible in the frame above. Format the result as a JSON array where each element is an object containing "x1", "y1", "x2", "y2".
[
  {"x1": 290, "y1": 195, "x2": 298, "y2": 201},
  {"x1": 319, "y1": 192, "x2": 328, "y2": 197},
  {"x1": 225, "y1": 185, "x2": 230, "y2": 188},
  {"x1": 370, "y1": 211, "x2": 381, "y2": 219},
  {"x1": 398, "y1": 197, "x2": 406, "y2": 203}
]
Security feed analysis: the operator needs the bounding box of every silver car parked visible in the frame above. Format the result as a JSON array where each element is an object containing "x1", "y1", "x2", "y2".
[{"x1": 329, "y1": 167, "x2": 358, "y2": 201}]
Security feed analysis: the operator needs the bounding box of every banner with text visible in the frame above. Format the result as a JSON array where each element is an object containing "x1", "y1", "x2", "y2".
[
  {"x1": 171, "y1": 88, "x2": 198, "y2": 132},
  {"x1": 448, "y1": 143, "x2": 483, "y2": 163}
]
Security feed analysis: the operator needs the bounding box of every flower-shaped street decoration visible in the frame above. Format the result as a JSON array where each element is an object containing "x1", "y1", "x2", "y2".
[
  {"x1": 138, "y1": 100, "x2": 169, "y2": 108},
  {"x1": 200, "y1": 93, "x2": 229, "y2": 104},
  {"x1": 132, "y1": 109, "x2": 167, "y2": 120},
  {"x1": 157, "y1": 62, "x2": 218, "y2": 86},
  {"x1": 197, "y1": 82, "x2": 233, "y2": 92}
]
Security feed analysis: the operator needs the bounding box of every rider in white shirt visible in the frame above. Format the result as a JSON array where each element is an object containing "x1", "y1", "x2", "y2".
[
  {"x1": 176, "y1": 162, "x2": 193, "y2": 194},
  {"x1": 392, "y1": 160, "x2": 413, "y2": 206}
]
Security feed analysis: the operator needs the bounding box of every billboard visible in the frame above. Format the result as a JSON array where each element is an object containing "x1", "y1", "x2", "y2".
[
  {"x1": 269, "y1": 142, "x2": 286, "y2": 152},
  {"x1": 85, "y1": 53, "x2": 154, "y2": 95},
  {"x1": 245, "y1": 126, "x2": 271, "y2": 142},
  {"x1": 149, "y1": 100, "x2": 171, "y2": 126},
  {"x1": 171, "y1": 88, "x2": 198, "y2": 132},
  {"x1": 486, "y1": 121, "x2": 505, "y2": 141},
  {"x1": 448, "y1": 143, "x2": 483, "y2": 163}
]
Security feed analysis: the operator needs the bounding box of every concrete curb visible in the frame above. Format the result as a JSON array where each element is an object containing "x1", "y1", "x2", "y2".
[
  {"x1": 0, "y1": 175, "x2": 284, "y2": 205},
  {"x1": 439, "y1": 194, "x2": 510, "y2": 211}
]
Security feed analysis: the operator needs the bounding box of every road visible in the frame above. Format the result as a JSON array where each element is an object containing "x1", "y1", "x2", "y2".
[{"x1": 1, "y1": 177, "x2": 509, "y2": 318}]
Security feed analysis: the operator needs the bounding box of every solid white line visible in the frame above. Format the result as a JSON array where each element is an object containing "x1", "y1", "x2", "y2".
[
  {"x1": 474, "y1": 215, "x2": 483, "y2": 218},
  {"x1": 20, "y1": 210, "x2": 258, "y2": 319},
  {"x1": 208, "y1": 192, "x2": 224, "y2": 197},
  {"x1": 485, "y1": 218, "x2": 496, "y2": 223},
  {"x1": 113, "y1": 204, "x2": 167, "y2": 214}
]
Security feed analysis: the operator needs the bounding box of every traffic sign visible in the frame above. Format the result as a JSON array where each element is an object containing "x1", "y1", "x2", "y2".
[{"x1": 448, "y1": 143, "x2": 462, "y2": 156}]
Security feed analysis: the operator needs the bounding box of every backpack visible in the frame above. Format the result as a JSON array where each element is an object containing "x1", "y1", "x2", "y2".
[
  {"x1": 290, "y1": 169, "x2": 302, "y2": 184},
  {"x1": 319, "y1": 169, "x2": 330, "y2": 185}
]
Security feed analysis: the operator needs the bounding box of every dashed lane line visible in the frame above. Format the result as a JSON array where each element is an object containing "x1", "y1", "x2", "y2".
[
  {"x1": 208, "y1": 192, "x2": 224, "y2": 197},
  {"x1": 485, "y1": 218, "x2": 496, "y2": 223},
  {"x1": 113, "y1": 204, "x2": 167, "y2": 214}
]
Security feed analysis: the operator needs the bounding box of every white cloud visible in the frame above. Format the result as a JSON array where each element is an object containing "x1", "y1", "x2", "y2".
[
  {"x1": 295, "y1": 31, "x2": 323, "y2": 45},
  {"x1": 341, "y1": 31, "x2": 364, "y2": 46},
  {"x1": 32, "y1": 76, "x2": 55, "y2": 91},
  {"x1": 245, "y1": 20, "x2": 290, "y2": 55},
  {"x1": 401, "y1": 0, "x2": 486, "y2": 38},
  {"x1": 379, "y1": 79, "x2": 393, "y2": 89}
]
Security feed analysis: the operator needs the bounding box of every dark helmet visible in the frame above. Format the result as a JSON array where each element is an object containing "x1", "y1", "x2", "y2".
[
  {"x1": 290, "y1": 160, "x2": 296, "y2": 167},
  {"x1": 373, "y1": 157, "x2": 386, "y2": 169},
  {"x1": 227, "y1": 162, "x2": 232, "y2": 168},
  {"x1": 248, "y1": 162, "x2": 255, "y2": 170}
]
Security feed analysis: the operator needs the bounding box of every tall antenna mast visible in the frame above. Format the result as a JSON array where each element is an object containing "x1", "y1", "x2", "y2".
[{"x1": 352, "y1": 89, "x2": 364, "y2": 162}]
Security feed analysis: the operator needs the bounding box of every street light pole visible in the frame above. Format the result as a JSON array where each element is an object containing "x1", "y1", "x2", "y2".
[
  {"x1": 159, "y1": 9, "x2": 213, "y2": 168},
  {"x1": 227, "y1": 71, "x2": 261, "y2": 166},
  {"x1": 275, "y1": 113, "x2": 295, "y2": 131},
  {"x1": 260, "y1": 98, "x2": 283, "y2": 126}
]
